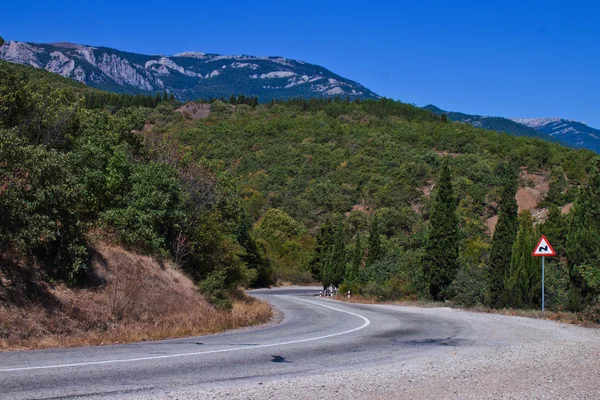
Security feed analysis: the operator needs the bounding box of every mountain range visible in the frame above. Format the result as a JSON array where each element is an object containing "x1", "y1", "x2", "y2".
[
  {"x1": 424, "y1": 105, "x2": 600, "y2": 153},
  {"x1": 0, "y1": 40, "x2": 378, "y2": 101},
  {"x1": 1, "y1": 38, "x2": 598, "y2": 153},
  {"x1": 512, "y1": 118, "x2": 600, "y2": 153}
]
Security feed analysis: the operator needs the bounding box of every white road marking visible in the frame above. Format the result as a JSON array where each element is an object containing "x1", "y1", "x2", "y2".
[{"x1": 0, "y1": 297, "x2": 370, "y2": 373}]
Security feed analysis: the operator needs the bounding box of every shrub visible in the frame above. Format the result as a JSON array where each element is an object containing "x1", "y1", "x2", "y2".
[
  {"x1": 580, "y1": 298, "x2": 600, "y2": 324},
  {"x1": 0, "y1": 129, "x2": 87, "y2": 284},
  {"x1": 544, "y1": 260, "x2": 571, "y2": 310},
  {"x1": 199, "y1": 269, "x2": 233, "y2": 310},
  {"x1": 449, "y1": 266, "x2": 487, "y2": 307},
  {"x1": 101, "y1": 162, "x2": 186, "y2": 255}
]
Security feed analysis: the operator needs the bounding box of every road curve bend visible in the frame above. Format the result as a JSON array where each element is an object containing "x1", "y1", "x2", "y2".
[{"x1": 0, "y1": 286, "x2": 598, "y2": 399}]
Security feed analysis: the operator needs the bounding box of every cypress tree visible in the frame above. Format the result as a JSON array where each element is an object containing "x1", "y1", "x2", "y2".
[
  {"x1": 346, "y1": 233, "x2": 362, "y2": 282},
  {"x1": 566, "y1": 160, "x2": 600, "y2": 307},
  {"x1": 545, "y1": 166, "x2": 568, "y2": 206},
  {"x1": 539, "y1": 204, "x2": 566, "y2": 257},
  {"x1": 422, "y1": 158, "x2": 460, "y2": 300},
  {"x1": 365, "y1": 215, "x2": 381, "y2": 272},
  {"x1": 487, "y1": 163, "x2": 519, "y2": 308},
  {"x1": 322, "y1": 247, "x2": 334, "y2": 289},
  {"x1": 329, "y1": 223, "x2": 346, "y2": 287},
  {"x1": 309, "y1": 219, "x2": 335, "y2": 287},
  {"x1": 505, "y1": 211, "x2": 540, "y2": 308}
]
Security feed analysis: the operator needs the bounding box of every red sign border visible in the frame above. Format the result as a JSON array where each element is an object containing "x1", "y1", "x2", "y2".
[{"x1": 532, "y1": 235, "x2": 556, "y2": 257}]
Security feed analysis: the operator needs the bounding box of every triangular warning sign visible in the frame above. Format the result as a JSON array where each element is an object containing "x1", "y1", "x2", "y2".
[{"x1": 532, "y1": 235, "x2": 556, "y2": 257}]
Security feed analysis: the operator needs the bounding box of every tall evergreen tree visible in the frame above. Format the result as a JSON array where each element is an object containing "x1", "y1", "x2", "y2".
[
  {"x1": 365, "y1": 215, "x2": 381, "y2": 271},
  {"x1": 487, "y1": 163, "x2": 519, "y2": 308},
  {"x1": 566, "y1": 160, "x2": 600, "y2": 307},
  {"x1": 539, "y1": 204, "x2": 567, "y2": 257},
  {"x1": 545, "y1": 166, "x2": 569, "y2": 206},
  {"x1": 237, "y1": 214, "x2": 273, "y2": 288},
  {"x1": 346, "y1": 233, "x2": 362, "y2": 282},
  {"x1": 422, "y1": 159, "x2": 460, "y2": 300},
  {"x1": 505, "y1": 210, "x2": 541, "y2": 308},
  {"x1": 329, "y1": 223, "x2": 346, "y2": 287},
  {"x1": 308, "y1": 219, "x2": 335, "y2": 287}
]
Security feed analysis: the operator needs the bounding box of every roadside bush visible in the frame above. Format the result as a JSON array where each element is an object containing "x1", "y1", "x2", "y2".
[
  {"x1": 449, "y1": 266, "x2": 487, "y2": 307},
  {"x1": 199, "y1": 269, "x2": 233, "y2": 310},
  {"x1": 357, "y1": 277, "x2": 415, "y2": 301},
  {"x1": 339, "y1": 281, "x2": 361, "y2": 297},
  {"x1": 544, "y1": 260, "x2": 571, "y2": 310},
  {"x1": 580, "y1": 297, "x2": 600, "y2": 324}
]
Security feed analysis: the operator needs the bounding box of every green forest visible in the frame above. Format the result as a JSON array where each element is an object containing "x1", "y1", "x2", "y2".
[{"x1": 1, "y1": 59, "x2": 600, "y2": 321}]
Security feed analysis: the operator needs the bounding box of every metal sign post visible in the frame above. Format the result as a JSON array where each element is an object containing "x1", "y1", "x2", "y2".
[
  {"x1": 542, "y1": 256, "x2": 545, "y2": 311},
  {"x1": 532, "y1": 235, "x2": 556, "y2": 312}
]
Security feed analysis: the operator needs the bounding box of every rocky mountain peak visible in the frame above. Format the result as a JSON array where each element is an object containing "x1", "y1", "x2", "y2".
[{"x1": 0, "y1": 40, "x2": 379, "y2": 102}]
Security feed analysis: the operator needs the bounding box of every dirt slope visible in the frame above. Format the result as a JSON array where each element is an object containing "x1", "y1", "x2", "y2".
[
  {"x1": 487, "y1": 169, "x2": 565, "y2": 235},
  {"x1": 176, "y1": 102, "x2": 211, "y2": 119},
  {"x1": 0, "y1": 243, "x2": 271, "y2": 350}
]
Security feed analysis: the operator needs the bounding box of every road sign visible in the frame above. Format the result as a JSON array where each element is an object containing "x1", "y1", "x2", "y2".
[
  {"x1": 532, "y1": 235, "x2": 556, "y2": 257},
  {"x1": 532, "y1": 235, "x2": 556, "y2": 312}
]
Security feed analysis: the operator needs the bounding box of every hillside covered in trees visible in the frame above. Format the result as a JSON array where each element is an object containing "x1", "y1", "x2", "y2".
[
  {"x1": 153, "y1": 95, "x2": 600, "y2": 319},
  {"x1": 2, "y1": 57, "x2": 600, "y2": 335},
  {"x1": 0, "y1": 59, "x2": 271, "y2": 324}
]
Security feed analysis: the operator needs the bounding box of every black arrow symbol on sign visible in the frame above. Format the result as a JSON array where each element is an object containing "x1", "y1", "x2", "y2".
[{"x1": 539, "y1": 246, "x2": 548, "y2": 252}]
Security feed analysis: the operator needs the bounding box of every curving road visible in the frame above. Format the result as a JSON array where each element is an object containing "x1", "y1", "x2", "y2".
[{"x1": 0, "y1": 287, "x2": 598, "y2": 399}]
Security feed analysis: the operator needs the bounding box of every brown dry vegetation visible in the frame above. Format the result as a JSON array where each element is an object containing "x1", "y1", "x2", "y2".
[{"x1": 0, "y1": 243, "x2": 271, "y2": 351}]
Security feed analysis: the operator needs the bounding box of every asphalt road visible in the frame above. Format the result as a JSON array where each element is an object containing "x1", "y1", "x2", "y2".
[{"x1": 1, "y1": 287, "x2": 598, "y2": 399}]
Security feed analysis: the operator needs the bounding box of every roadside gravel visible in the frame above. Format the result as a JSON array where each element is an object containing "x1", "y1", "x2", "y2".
[{"x1": 144, "y1": 306, "x2": 600, "y2": 399}]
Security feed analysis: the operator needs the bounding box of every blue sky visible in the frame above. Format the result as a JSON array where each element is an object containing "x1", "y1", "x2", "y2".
[{"x1": 3, "y1": 0, "x2": 599, "y2": 127}]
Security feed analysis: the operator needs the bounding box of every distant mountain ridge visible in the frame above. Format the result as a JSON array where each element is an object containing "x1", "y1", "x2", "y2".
[
  {"x1": 424, "y1": 105, "x2": 600, "y2": 153},
  {"x1": 0, "y1": 40, "x2": 379, "y2": 101},
  {"x1": 422, "y1": 105, "x2": 560, "y2": 141},
  {"x1": 511, "y1": 118, "x2": 600, "y2": 153}
]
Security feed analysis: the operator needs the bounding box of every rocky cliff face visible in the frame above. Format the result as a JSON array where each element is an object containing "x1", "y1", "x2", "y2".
[{"x1": 0, "y1": 41, "x2": 379, "y2": 101}]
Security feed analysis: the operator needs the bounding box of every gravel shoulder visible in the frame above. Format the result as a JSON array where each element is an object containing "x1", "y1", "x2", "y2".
[{"x1": 148, "y1": 304, "x2": 600, "y2": 399}]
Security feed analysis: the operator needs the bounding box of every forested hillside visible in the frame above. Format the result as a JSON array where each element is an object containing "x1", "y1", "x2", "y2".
[
  {"x1": 0, "y1": 59, "x2": 270, "y2": 313},
  {"x1": 152, "y1": 96, "x2": 600, "y2": 318},
  {"x1": 2, "y1": 56, "x2": 600, "y2": 331}
]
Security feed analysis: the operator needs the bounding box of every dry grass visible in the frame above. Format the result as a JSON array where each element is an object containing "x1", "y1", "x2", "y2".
[{"x1": 0, "y1": 243, "x2": 272, "y2": 351}]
